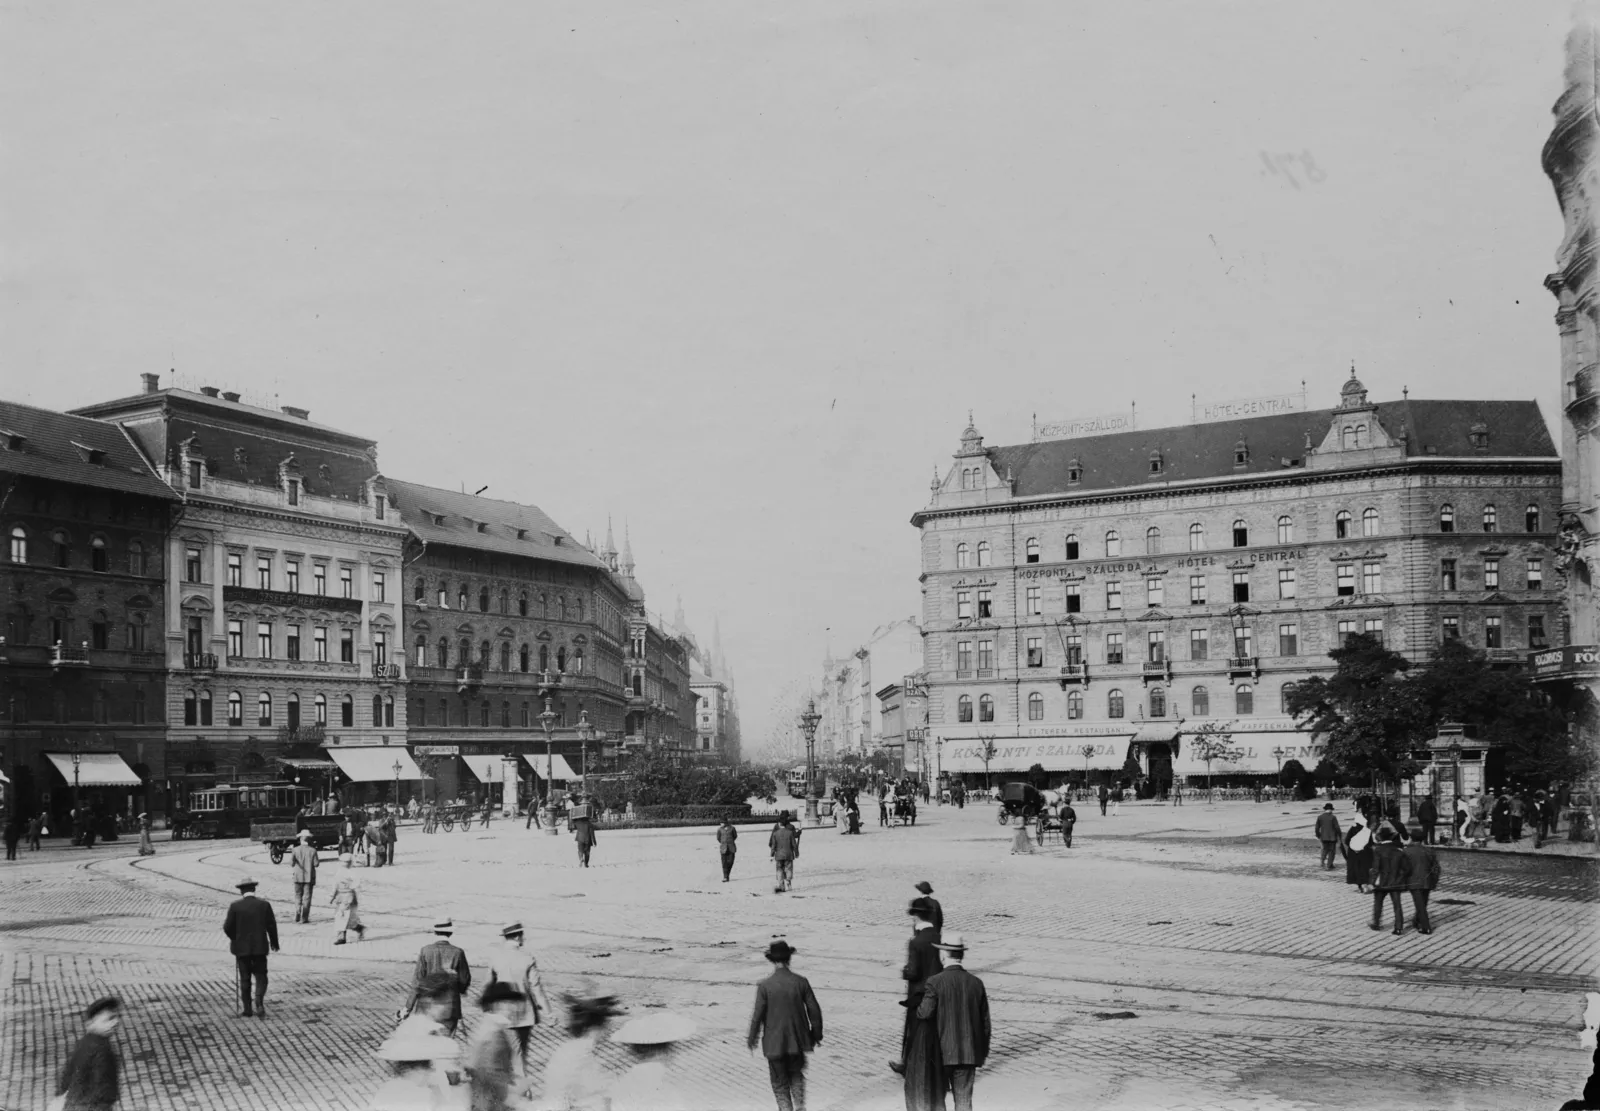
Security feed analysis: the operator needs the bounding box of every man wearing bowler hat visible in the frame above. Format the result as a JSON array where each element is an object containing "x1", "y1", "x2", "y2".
[
  {"x1": 222, "y1": 876, "x2": 279, "y2": 1019},
  {"x1": 1314, "y1": 803, "x2": 1342, "y2": 871},
  {"x1": 404, "y1": 918, "x2": 472, "y2": 1035},
  {"x1": 748, "y1": 938, "x2": 823, "y2": 1111},
  {"x1": 918, "y1": 931, "x2": 990, "y2": 1111}
]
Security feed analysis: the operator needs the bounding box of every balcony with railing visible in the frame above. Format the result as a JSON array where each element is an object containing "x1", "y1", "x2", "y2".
[
  {"x1": 1141, "y1": 659, "x2": 1170, "y2": 683},
  {"x1": 456, "y1": 666, "x2": 484, "y2": 692},
  {"x1": 1058, "y1": 662, "x2": 1089, "y2": 685},
  {"x1": 184, "y1": 652, "x2": 219, "y2": 671},
  {"x1": 1228, "y1": 656, "x2": 1260, "y2": 679},
  {"x1": 51, "y1": 641, "x2": 89, "y2": 668}
]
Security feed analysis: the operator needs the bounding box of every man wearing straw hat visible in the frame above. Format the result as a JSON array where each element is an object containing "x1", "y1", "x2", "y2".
[
  {"x1": 918, "y1": 931, "x2": 990, "y2": 1111},
  {"x1": 404, "y1": 917, "x2": 472, "y2": 1035},
  {"x1": 222, "y1": 875, "x2": 279, "y2": 1019},
  {"x1": 487, "y1": 921, "x2": 553, "y2": 1074},
  {"x1": 290, "y1": 830, "x2": 318, "y2": 924},
  {"x1": 748, "y1": 938, "x2": 823, "y2": 1111}
]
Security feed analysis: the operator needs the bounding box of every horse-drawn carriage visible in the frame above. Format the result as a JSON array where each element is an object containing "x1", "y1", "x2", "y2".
[
  {"x1": 996, "y1": 782, "x2": 1046, "y2": 826},
  {"x1": 889, "y1": 784, "x2": 918, "y2": 827}
]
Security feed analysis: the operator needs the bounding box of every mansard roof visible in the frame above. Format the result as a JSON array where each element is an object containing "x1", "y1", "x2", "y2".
[
  {"x1": 385, "y1": 477, "x2": 607, "y2": 571},
  {"x1": 0, "y1": 399, "x2": 178, "y2": 501},
  {"x1": 987, "y1": 398, "x2": 1554, "y2": 499}
]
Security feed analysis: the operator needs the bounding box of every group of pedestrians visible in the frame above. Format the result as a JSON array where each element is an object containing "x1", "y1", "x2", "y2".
[
  {"x1": 1313, "y1": 803, "x2": 1442, "y2": 936},
  {"x1": 1454, "y1": 788, "x2": 1562, "y2": 848}
]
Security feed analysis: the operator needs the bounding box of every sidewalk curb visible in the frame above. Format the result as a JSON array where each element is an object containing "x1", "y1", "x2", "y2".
[{"x1": 1431, "y1": 841, "x2": 1599, "y2": 861}]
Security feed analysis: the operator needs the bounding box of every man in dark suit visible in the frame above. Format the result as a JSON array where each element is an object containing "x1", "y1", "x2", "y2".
[
  {"x1": 748, "y1": 938, "x2": 823, "y2": 1111},
  {"x1": 1402, "y1": 819, "x2": 1439, "y2": 935},
  {"x1": 222, "y1": 876, "x2": 279, "y2": 1019},
  {"x1": 918, "y1": 931, "x2": 990, "y2": 1111},
  {"x1": 405, "y1": 918, "x2": 472, "y2": 1034},
  {"x1": 1416, "y1": 795, "x2": 1439, "y2": 845}
]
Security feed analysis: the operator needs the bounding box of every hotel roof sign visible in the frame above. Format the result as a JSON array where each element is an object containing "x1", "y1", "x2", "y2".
[
  {"x1": 1033, "y1": 410, "x2": 1135, "y2": 442},
  {"x1": 1192, "y1": 390, "x2": 1306, "y2": 424}
]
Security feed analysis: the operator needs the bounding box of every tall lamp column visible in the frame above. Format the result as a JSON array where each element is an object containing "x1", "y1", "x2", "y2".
[
  {"x1": 799, "y1": 699, "x2": 822, "y2": 824},
  {"x1": 392, "y1": 760, "x2": 402, "y2": 810},
  {"x1": 577, "y1": 711, "x2": 594, "y2": 798},
  {"x1": 540, "y1": 669, "x2": 561, "y2": 836}
]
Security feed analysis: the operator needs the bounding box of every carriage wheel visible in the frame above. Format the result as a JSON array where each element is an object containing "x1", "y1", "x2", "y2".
[
  {"x1": 997, "y1": 811, "x2": 1011, "y2": 826},
  {"x1": 459, "y1": 815, "x2": 473, "y2": 831},
  {"x1": 441, "y1": 816, "x2": 454, "y2": 832},
  {"x1": 269, "y1": 844, "x2": 284, "y2": 865}
]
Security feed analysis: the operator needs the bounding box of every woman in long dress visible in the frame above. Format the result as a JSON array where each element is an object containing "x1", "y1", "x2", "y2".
[
  {"x1": 136, "y1": 813, "x2": 155, "y2": 856},
  {"x1": 539, "y1": 992, "x2": 621, "y2": 1111},
  {"x1": 1341, "y1": 815, "x2": 1373, "y2": 894},
  {"x1": 1010, "y1": 822, "x2": 1037, "y2": 855},
  {"x1": 331, "y1": 854, "x2": 365, "y2": 944}
]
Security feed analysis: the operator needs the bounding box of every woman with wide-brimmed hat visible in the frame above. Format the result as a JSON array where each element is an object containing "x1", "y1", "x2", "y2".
[
  {"x1": 136, "y1": 812, "x2": 156, "y2": 856},
  {"x1": 538, "y1": 990, "x2": 622, "y2": 1111},
  {"x1": 609, "y1": 1012, "x2": 696, "y2": 1111},
  {"x1": 366, "y1": 1023, "x2": 463, "y2": 1110},
  {"x1": 330, "y1": 853, "x2": 366, "y2": 944}
]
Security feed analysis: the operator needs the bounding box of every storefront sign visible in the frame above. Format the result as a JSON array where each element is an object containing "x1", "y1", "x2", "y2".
[
  {"x1": 223, "y1": 585, "x2": 363, "y2": 614},
  {"x1": 413, "y1": 745, "x2": 460, "y2": 756},
  {"x1": 1528, "y1": 644, "x2": 1600, "y2": 682},
  {"x1": 1193, "y1": 393, "x2": 1305, "y2": 423}
]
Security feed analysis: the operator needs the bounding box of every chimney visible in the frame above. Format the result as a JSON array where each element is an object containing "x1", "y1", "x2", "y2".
[
  {"x1": 140, "y1": 372, "x2": 160, "y2": 394},
  {"x1": 280, "y1": 406, "x2": 310, "y2": 420},
  {"x1": 221, "y1": 391, "x2": 241, "y2": 403},
  {"x1": 199, "y1": 387, "x2": 221, "y2": 398}
]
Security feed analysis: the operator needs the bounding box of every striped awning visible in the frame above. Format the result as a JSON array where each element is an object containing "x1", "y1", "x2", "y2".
[{"x1": 45, "y1": 752, "x2": 141, "y2": 787}]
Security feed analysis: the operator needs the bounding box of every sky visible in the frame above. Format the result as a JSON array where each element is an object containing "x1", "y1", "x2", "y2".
[{"x1": 0, "y1": 1, "x2": 1579, "y2": 755}]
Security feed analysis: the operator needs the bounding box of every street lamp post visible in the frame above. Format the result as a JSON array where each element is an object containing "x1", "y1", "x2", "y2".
[
  {"x1": 1271, "y1": 746, "x2": 1286, "y2": 799},
  {"x1": 540, "y1": 669, "x2": 561, "y2": 836},
  {"x1": 1449, "y1": 742, "x2": 1463, "y2": 844},
  {"x1": 393, "y1": 760, "x2": 402, "y2": 810},
  {"x1": 70, "y1": 742, "x2": 83, "y2": 846},
  {"x1": 576, "y1": 711, "x2": 595, "y2": 798},
  {"x1": 799, "y1": 699, "x2": 822, "y2": 824}
]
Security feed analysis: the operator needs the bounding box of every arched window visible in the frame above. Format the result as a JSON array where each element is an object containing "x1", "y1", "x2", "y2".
[
  {"x1": 1066, "y1": 691, "x2": 1083, "y2": 720},
  {"x1": 519, "y1": 644, "x2": 530, "y2": 672},
  {"x1": 1145, "y1": 527, "x2": 1161, "y2": 555},
  {"x1": 257, "y1": 692, "x2": 272, "y2": 726},
  {"x1": 499, "y1": 642, "x2": 511, "y2": 671},
  {"x1": 1065, "y1": 534, "x2": 1080, "y2": 561},
  {"x1": 978, "y1": 694, "x2": 994, "y2": 722},
  {"x1": 372, "y1": 695, "x2": 383, "y2": 726},
  {"x1": 458, "y1": 584, "x2": 468, "y2": 610},
  {"x1": 1277, "y1": 516, "x2": 1293, "y2": 545},
  {"x1": 1024, "y1": 538, "x2": 1039, "y2": 564},
  {"x1": 1341, "y1": 425, "x2": 1355, "y2": 450},
  {"x1": 557, "y1": 646, "x2": 568, "y2": 672},
  {"x1": 558, "y1": 595, "x2": 568, "y2": 619},
  {"x1": 1482, "y1": 505, "x2": 1497, "y2": 532},
  {"x1": 957, "y1": 695, "x2": 973, "y2": 723},
  {"x1": 1354, "y1": 424, "x2": 1367, "y2": 447},
  {"x1": 1335, "y1": 510, "x2": 1351, "y2": 539},
  {"x1": 479, "y1": 640, "x2": 491, "y2": 665},
  {"x1": 955, "y1": 543, "x2": 969, "y2": 568},
  {"x1": 519, "y1": 593, "x2": 529, "y2": 617},
  {"x1": 199, "y1": 689, "x2": 212, "y2": 726},
  {"x1": 1235, "y1": 684, "x2": 1254, "y2": 715},
  {"x1": 539, "y1": 644, "x2": 550, "y2": 673},
  {"x1": 1107, "y1": 689, "x2": 1125, "y2": 719},
  {"x1": 415, "y1": 578, "x2": 426, "y2": 602},
  {"x1": 499, "y1": 590, "x2": 509, "y2": 614},
  {"x1": 976, "y1": 542, "x2": 991, "y2": 567},
  {"x1": 575, "y1": 598, "x2": 584, "y2": 621},
  {"x1": 1027, "y1": 692, "x2": 1044, "y2": 721},
  {"x1": 287, "y1": 692, "x2": 300, "y2": 730},
  {"x1": 458, "y1": 638, "x2": 471, "y2": 667},
  {"x1": 127, "y1": 539, "x2": 144, "y2": 576},
  {"x1": 314, "y1": 693, "x2": 327, "y2": 725},
  {"x1": 1526, "y1": 504, "x2": 1541, "y2": 533},
  {"x1": 384, "y1": 696, "x2": 394, "y2": 727},
  {"x1": 1362, "y1": 508, "x2": 1378, "y2": 537},
  {"x1": 1191, "y1": 685, "x2": 1209, "y2": 716},
  {"x1": 1105, "y1": 530, "x2": 1121, "y2": 558},
  {"x1": 500, "y1": 700, "x2": 511, "y2": 728},
  {"x1": 437, "y1": 637, "x2": 449, "y2": 666},
  {"x1": 227, "y1": 690, "x2": 243, "y2": 725},
  {"x1": 53, "y1": 530, "x2": 69, "y2": 567},
  {"x1": 340, "y1": 695, "x2": 354, "y2": 728},
  {"x1": 1188, "y1": 523, "x2": 1204, "y2": 551},
  {"x1": 574, "y1": 649, "x2": 585, "y2": 674},
  {"x1": 1280, "y1": 681, "x2": 1298, "y2": 715},
  {"x1": 9, "y1": 526, "x2": 26, "y2": 564},
  {"x1": 1438, "y1": 505, "x2": 1454, "y2": 533},
  {"x1": 1149, "y1": 687, "x2": 1166, "y2": 717},
  {"x1": 1149, "y1": 450, "x2": 1163, "y2": 474},
  {"x1": 184, "y1": 690, "x2": 197, "y2": 726},
  {"x1": 478, "y1": 587, "x2": 489, "y2": 613},
  {"x1": 1232, "y1": 519, "x2": 1248, "y2": 547},
  {"x1": 90, "y1": 537, "x2": 107, "y2": 573},
  {"x1": 414, "y1": 635, "x2": 427, "y2": 667}
]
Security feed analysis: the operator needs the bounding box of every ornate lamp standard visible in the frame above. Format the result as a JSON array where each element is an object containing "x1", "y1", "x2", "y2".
[
  {"x1": 392, "y1": 760, "x2": 402, "y2": 810},
  {"x1": 799, "y1": 699, "x2": 822, "y2": 824},
  {"x1": 539, "y1": 669, "x2": 562, "y2": 836},
  {"x1": 576, "y1": 711, "x2": 595, "y2": 797},
  {"x1": 1448, "y1": 741, "x2": 1463, "y2": 844},
  {"x1": 1271, "y1": 746, "x2": 1287, "y2": 798},
  {"x1": 69, "y1": 739, "x2": 83, "y2": 844}
]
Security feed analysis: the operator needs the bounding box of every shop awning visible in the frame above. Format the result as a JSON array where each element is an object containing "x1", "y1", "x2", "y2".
[
  {"x1": 463, "y1": 758, "x2": 514, "y2": 783},
  {"x1": 1130, "y1": 722, "x2": 1182, "y2": 744},
  {"x1": 277, "y1": 757, "x2": 339, "y2": 771},
  {"x1": 1172, "y1": 731, "x2": 1324, "y2": 774},
  {"x1": 521, "y1": 753, "x2": 578, "y2": 781},
  {"x1": 939, "y1": 735, "x2": 1132, "y2": 774},
  {"x1": 45, "y1": 752, "x2": 142, "y2": 787},
  {"x1": 328, "y1": 747, "x2": 428, "y2": 782}
]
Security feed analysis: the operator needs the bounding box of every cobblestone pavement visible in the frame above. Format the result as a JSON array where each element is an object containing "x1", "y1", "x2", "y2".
[{"x1": 1, "y1": 801, "x2": 1594, "y2": 1110}]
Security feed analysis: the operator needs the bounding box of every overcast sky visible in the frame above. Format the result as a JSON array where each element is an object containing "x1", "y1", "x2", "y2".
[{"x1": 1, "y1": 2, "x2": 1576, "y2": 753}]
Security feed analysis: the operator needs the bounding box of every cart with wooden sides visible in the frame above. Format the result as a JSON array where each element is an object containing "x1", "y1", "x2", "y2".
[{"x1": 252, "y1": 814, "x2": 343, "y2": 864}]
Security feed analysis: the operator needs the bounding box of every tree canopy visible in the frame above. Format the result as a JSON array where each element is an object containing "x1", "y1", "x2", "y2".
[{"x1": 1284, "y1": 633, "x2": 1428, "y2": 784}]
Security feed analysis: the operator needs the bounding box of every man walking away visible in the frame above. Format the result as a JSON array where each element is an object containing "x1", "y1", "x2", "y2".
[
  {"x1": 1060, "y1": 799, "x2": 1077, "y2": 847},
  {"x1": 1314, "y1": 804, "x2": 1342, "y2": 870},
  {"x1": 569, "y1": 793, "x2": 597, "y2": 868},
  {"x1": 1402, "y1": 819, "x2": 1440, "y2": 935},
  {"x1": 56, "y1": 995, "x2": 121, "y2": 1111},
  {"x1": 1535, "y1": 791, "x2": 1557, "y2": 848},
  {"x1": 4, "y1": 816, "x2": 20, "y2": 861},
  {"x1": 487, "y1": 921, "x2": 553, "y2": 1076},
  {"x1": 1416, "y1": 795, "x2": 1438, "y2": 845},
  {"x1": 222, "y1": 876, "x2": 279, "y2": 1019},
  {"x1": 748, "y1": 939, "x2": 823, "y2": 1111},
  {"x1": 718, "y1": 818, "x2": 739, "y2": 882},
  {"x1": 290, "y1": 830, "x2": 318, "y2": 924},
  {"x1": 405, "y1": 918, "x2": 471, "y2": 1035},
  {"x1": 1098, "y1": 783, "x2": 1109, "y2": 816},
  {"x1": 917, "y1": 931, "x2": 990, "y2": 1111},
  {"x1": 29, "y1": 812, "x2": 43, "y2": 851},
  {"x1": 1368, "y1": 828, "x2": 1412, "y2": 935},
  {"x1": 770, "y1": 813, "x2": 800, "y2": 894},
  {"x1": 384, "y1": 810, "x2": 398, "y2": 865},
  {"x1": 879, "y1": 791, "x2": 890, "y2": 828}
]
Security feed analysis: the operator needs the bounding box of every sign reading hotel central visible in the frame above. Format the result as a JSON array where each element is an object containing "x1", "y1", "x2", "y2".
[{"x1": 1194, "y1": 393, "x2": 1305, "y2": 423}]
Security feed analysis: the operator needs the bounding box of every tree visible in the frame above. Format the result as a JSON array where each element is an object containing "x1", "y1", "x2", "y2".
[
  {"x1": 1284, "y1": 633, "x2": 1428, "y2": 799},
  {"x1": 1121, "y1": 747, "x2": 1143, "y2": 787},
  {"x1": 1027, "y1": 762, "x2": 1048, "y2": 790},
  {"x1": 978, "y1": 736, "x2": 998, "y2": 789},
  {"x1": 1188, "y1": 721, "x2": 1243, "y2": 800}
]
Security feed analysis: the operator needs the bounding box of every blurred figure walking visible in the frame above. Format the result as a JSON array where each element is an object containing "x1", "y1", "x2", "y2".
[
  {"x1": 54, "y1": 996, "x2": 122, "y2": 1111},
  {"x1": 330, "y1": 854, "x2": 365, "y2": 944}
]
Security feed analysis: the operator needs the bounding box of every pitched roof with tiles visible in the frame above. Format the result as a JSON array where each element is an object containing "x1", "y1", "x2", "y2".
[
  {"x1": 385, "y1": 478, "x2": 607, "y2": 570},
  {"x1": 987, "y1": 398, "x2": 1555, "y2": 500},
  {"x1": 0, "y1": 399, "x2": 178, "y2": 500}
]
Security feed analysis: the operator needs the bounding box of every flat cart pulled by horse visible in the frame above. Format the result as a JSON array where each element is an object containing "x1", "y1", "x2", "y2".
[
  {"x1": 252, "y1": 814, "x2": 344, "y2": 864},
  {"x1": 996, "y1": 782, "x2": 1046, "y2": 826},
  {"x1": 890, "y1": 787, "x2": 918, "y2": 827}
]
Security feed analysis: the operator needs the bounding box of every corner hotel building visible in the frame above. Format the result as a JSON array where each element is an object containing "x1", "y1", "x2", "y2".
[{"x1": 911, "y1": 374, "x2": 1563, "y2": 791}]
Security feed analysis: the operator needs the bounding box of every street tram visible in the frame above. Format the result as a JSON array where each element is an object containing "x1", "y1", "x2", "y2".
[
  {"x1": 179, "y1": 782, "x2": 316, "y2": 839},
  {"x1": 786, "y1": 766, "x2": 809, "y2": 798}
]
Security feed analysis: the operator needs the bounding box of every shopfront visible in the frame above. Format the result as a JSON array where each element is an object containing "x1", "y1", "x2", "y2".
[
  {"x1": 326, "y1": 746, "x2": 429, "y2": 808},
  {"x1": 937, "y1": 730, "x2": 1134, "y2": 788}
]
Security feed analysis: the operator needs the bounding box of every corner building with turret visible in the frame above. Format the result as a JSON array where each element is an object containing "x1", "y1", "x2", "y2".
[{"x1": 911, "y1": 375, "x2": 1563, "y2": 792}]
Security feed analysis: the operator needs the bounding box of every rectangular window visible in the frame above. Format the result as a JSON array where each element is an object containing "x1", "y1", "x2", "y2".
[
  {"x1": 1190, "y1": 628, "x2": 1208, "y2": 660},
  {"x1": 343, "y1": 700, "x2": 355, "y2": 728},
  {"x1": 1147, "y1": 630, "x2": 1166, "y2": 663},
  {"x1": 374, "y1": 631, "x2": 387, "y2": 666},
  {"x1": 188, "y1": 460, "x2": 202, "y2": 489},
  {"x1": 1231, "y1": 572, "x2": 1249, "y2": 603},
  {"x1": 1105, "y1": 632, "x2": 1124, "y2": 665},
  {"x1": 976, "y1": 589, "x2": 992, "y2": 619},
  {"x1": 1106, "y1": 581, "x2": 1122, "y2": 611},
  {"x1": 1483, "y1": 559, "x2": 1499, "y2": 590},
  {"x1": 257, "y1": 621, "x2": 272, "y2": 658},
  {"x1": 226, "y1": 553, "x2": 242, "y2": 587},
  {"x1": 313, "y1": 564, "x2": 327, "y2": 595},
  {"x1": 184, "y1": 695, "x2": 197, "y2": 726},
  {"x1": 1442, "y1": 616, "x2": 1460, "y2": 640},
  {"x1": 1189, "y1": 575, "x2": 1206, "y2": 605},
  {"x1": 1364, "y1": 618, "x2": 1384, "y2": 644},
  {"x1": 375, "y1": 494, "x2": 386, "y2": 520},
  {"x1": 956, "y1": 591, "x2": 972, "y2": 620},
  {"x1": 200, "y1": 692, "x2": 212, "y2": 726},
  {"x1": 186, "y1": 547, "x2": 203, "y2": 583},
  {"x1": 1027, "y1": 695, "x2": 1043, "y2": 721},
  {"x1": 1527, "y1": 559, "x2": 1543, "y2": 590},
  {"x1": 1484, "y1": 615, "x2": 1502, "y2": 648},
  {"x1": 340, "y1": 566, "x2": 353, "y2": 599},
  {"x1": 286, "y1": 624, "x2": 301, "y2": 661},
  {"x1": 373, "y1": 571, "x2": 386, "y2": 604},
  {"x1": 1277, "y1": 568, "x2": 1296, "y2": 600},
  {"x1": 286, "y1": 560, "x2": 300, "y2": 593},
  {"x1": 1065, "y1": 584, "x2": 1081, "y2": 613},
  {"x1": 126, "y1": 622, "x2": 146, "y2": 651},
  {"x1": 1337, "y1": 618, "x2": 1356, "y2": 647},
  {"x1": 1065, "y1": 634, "x2": 1083, "y2": 665},
  {"x1": 1025, "y1": 586, "x2": 1041, "y2": 616},
  {"x1": 287, "y1": 479, "x2": 299, "y2": 506},
  {"x1": 1362, "y1": 562, "x2": 1382, "y2": 594},
  {"x1": 256, "y1": 556, "x2": 271, "y2": 590},
  {"x1": 340, "y1": 629, "x2": 354, "y2": 663},
  {"x1": 1441, "y1": 559, "x2": 1457, "y2": 591},
  {"x1": 1146, "y1": 577, "x2": 1164, "y2": 608},
  {"x1": 955, "y1": 640, "x2": 972, "y2": 674},
  {"x1": 227, "y1": 620, "x2": 243, "y2": 658},
  {"x1": 977, "y1": 639, "x2": 994, "y2": 673},
  {"x1": 1336, "y1": 565, "x2": 1355, "y2": 596},
  {"x1": 314, "y1": 626, "x2": 328, "y2": 662},
  {"x1": 1279, "y1": 623, "x2": 1299, "y2": 656},
  {"x1": 1529, "y1": 614, "x2": 1548, "y2": 648},
  {"x1": 1026, "y1": 637, "x2": 1043, "y2": 668},
  {"x1": 1065, "y1": 537, "x2": 1080, "y2": 561},
  {"x1": 1234, "y1": 627, "x2": 1253, "y2": 659}
]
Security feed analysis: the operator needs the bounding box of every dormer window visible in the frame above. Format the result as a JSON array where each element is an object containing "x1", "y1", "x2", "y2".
[
  {"x1": 516, "y1": 528, "x2": 527, "y2": 540},
  {"x1": 286, "y1": 479, "x2": 300, "y2": 506},
  {"x1": 1148, "y1": 451, "x2": 1163, "y2": 474},
  {"x1": 476, "y1": 522, "x2": 488, "y2": 533},
  {"x1": 1233, "y1": 441, "x2": 1248, "y2": 467},
  {"x1": 1469, "y1": 423, "x2": 1489, "y2": 450},
  {"x1": 0, "y1": 429, "x2": 24, "y2": 451},
  {"x1": 374, "y1": 494, "x2": 385, "y2": 520},
  {"x1": 73, "y1": 442, "x2": 106, "y2": 466},
  {"x1": 432, "y1": 514, "x2": 445, "y2": 526},
  {"x1": 1067, "y1": 459, "x2": 1082, "y2": 484}
]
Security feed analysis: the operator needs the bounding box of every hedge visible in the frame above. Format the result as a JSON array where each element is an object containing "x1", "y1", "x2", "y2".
[{"x1": 632, "y1": 804, "x2": 753, "y2": 822}]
